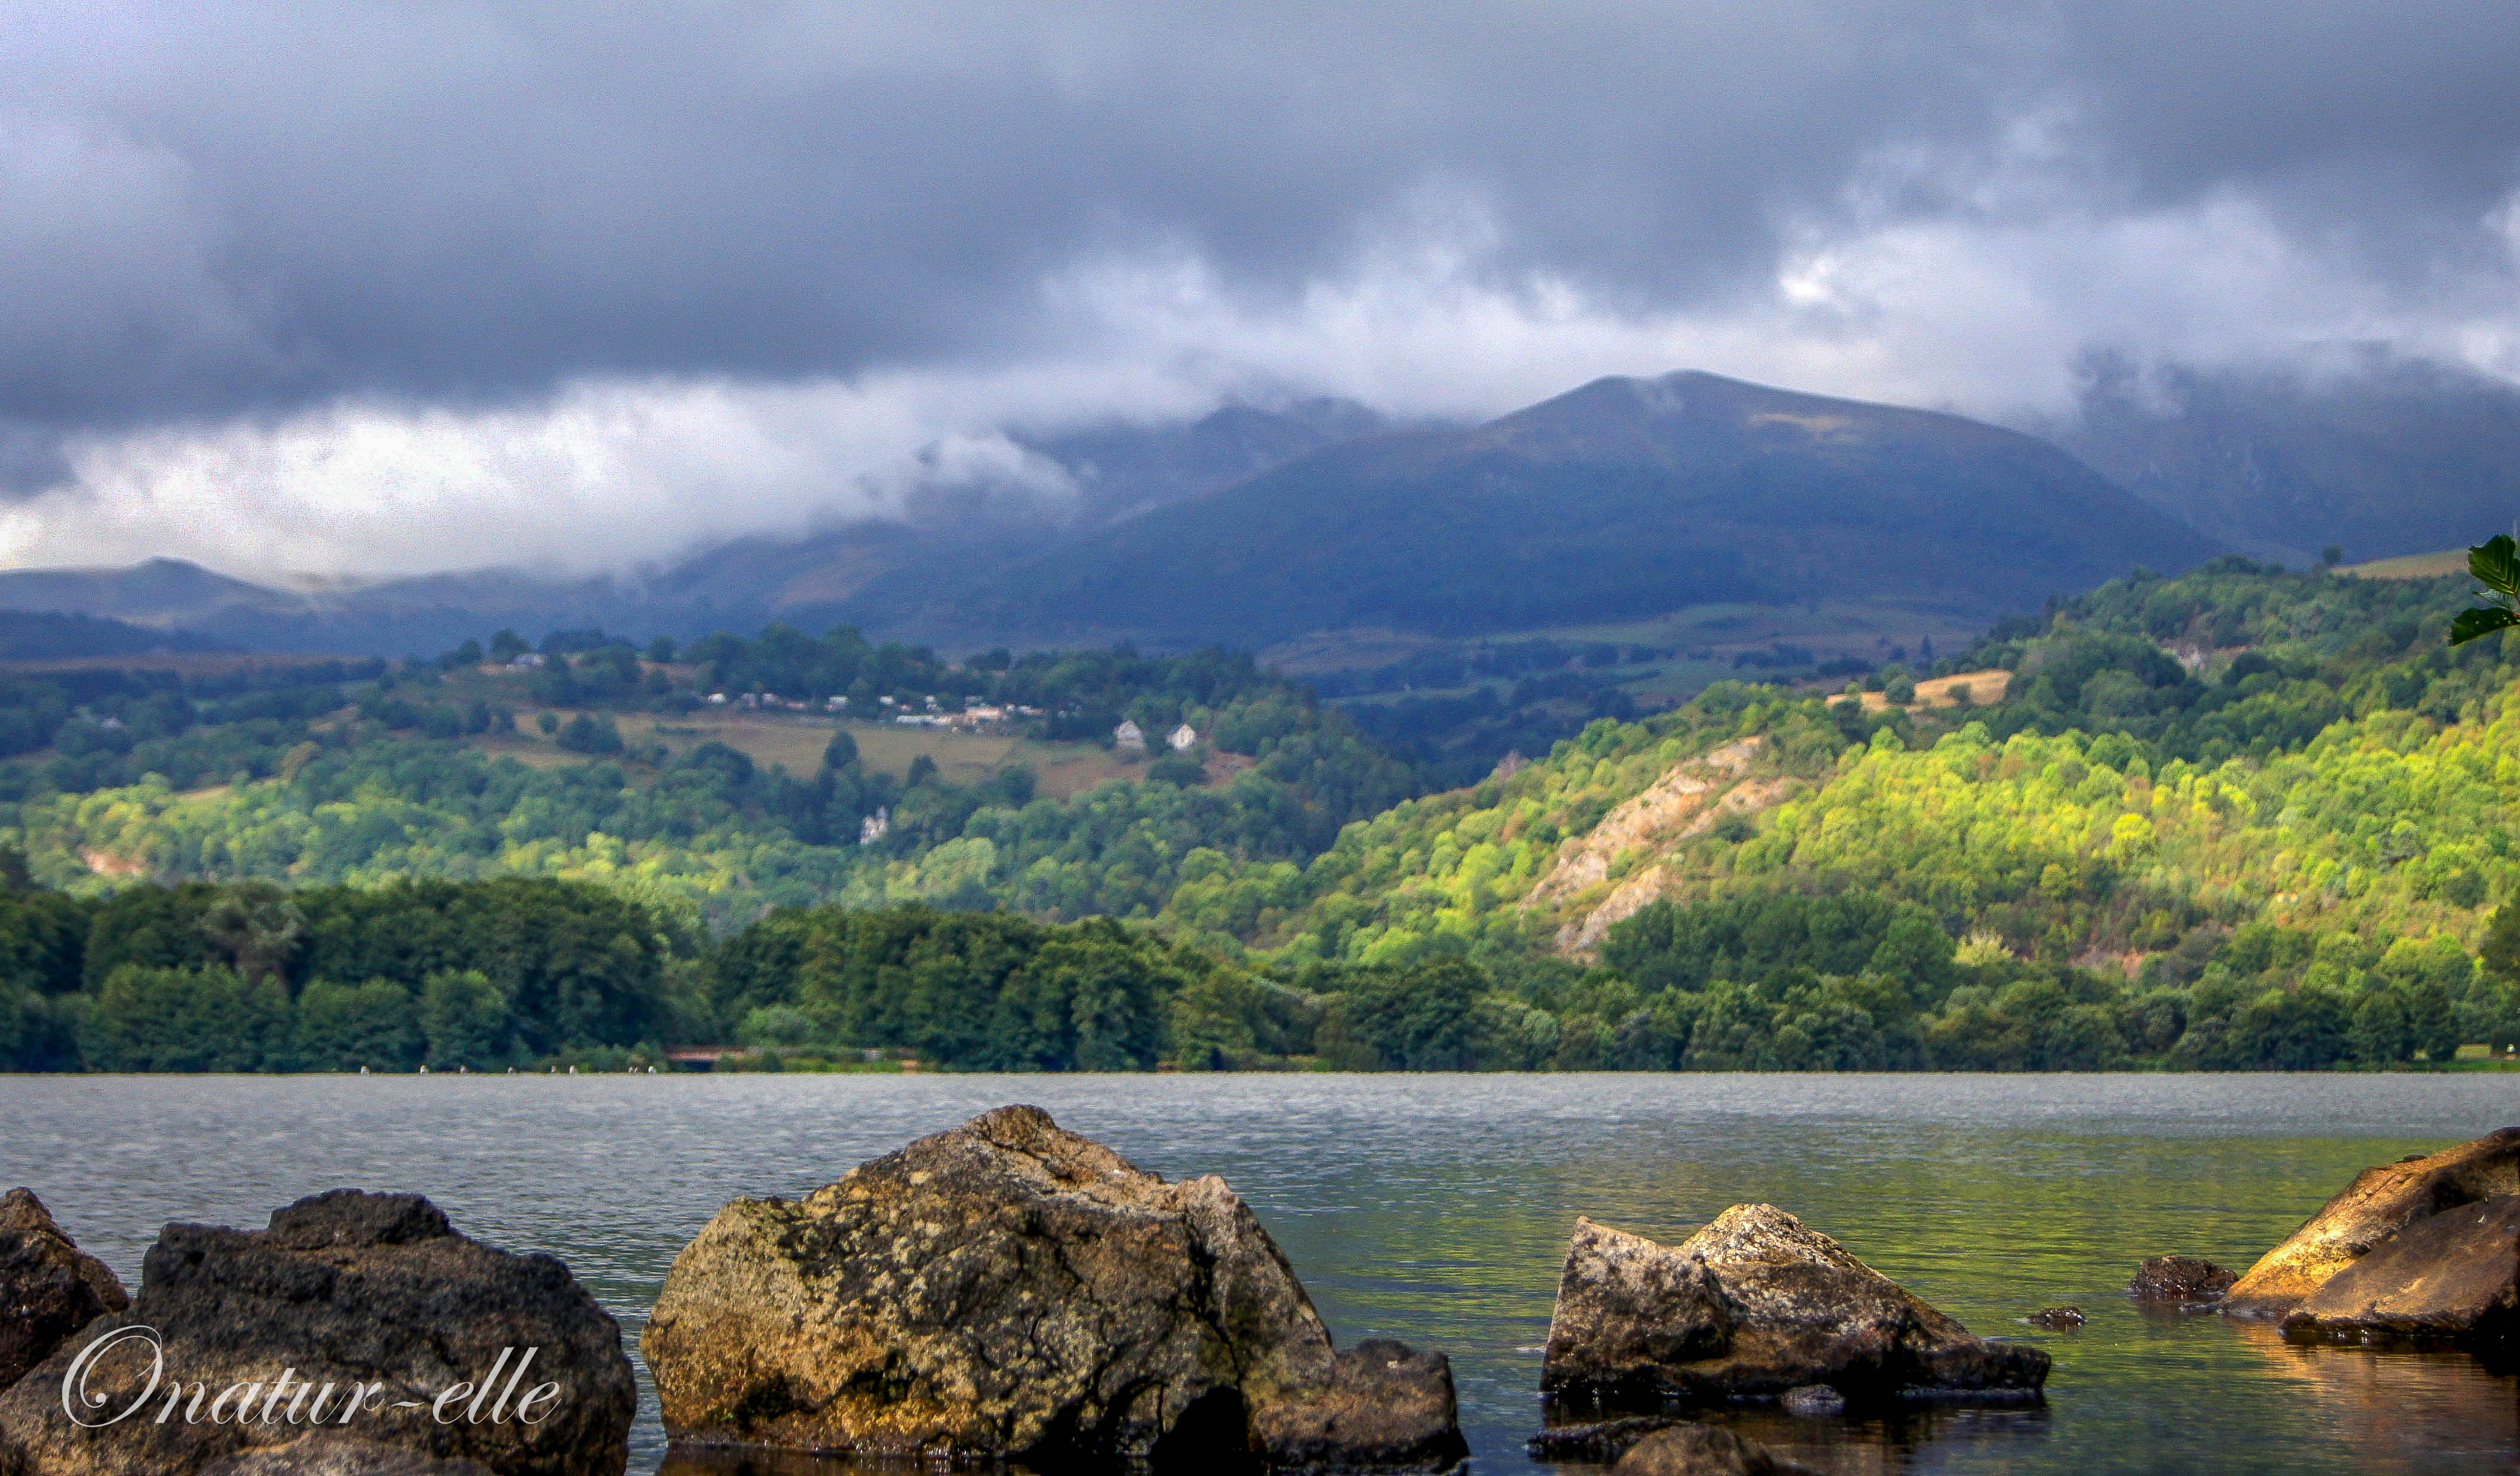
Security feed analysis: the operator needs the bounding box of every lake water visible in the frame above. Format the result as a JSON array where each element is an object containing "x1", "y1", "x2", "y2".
[{"x1": 5, "y1": 1073, "x2": 2518, "y2": 1474}]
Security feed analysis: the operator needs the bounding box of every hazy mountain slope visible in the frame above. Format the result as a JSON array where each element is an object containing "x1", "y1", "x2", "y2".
[
  {"x1": 926, "y1": 371, "x2": 2223, "y2": 650},
  {"x1": 0, "y1": 401, "x2": 1397, "y2": 656},
  {"x1": 0, "y1": 558, "x2": 308, "y2": 629},
  {"x1": 1019, "y1": 398, "x2": 1389, "y2": 522},
  {"x1": 2054, "y1": 355, "x2": 2520, "y2": 567}
]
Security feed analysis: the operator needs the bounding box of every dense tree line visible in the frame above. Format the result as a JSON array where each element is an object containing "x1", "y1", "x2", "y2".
[{"x1": 0, "y1": 871, "x2": 682, "y2": 1072}]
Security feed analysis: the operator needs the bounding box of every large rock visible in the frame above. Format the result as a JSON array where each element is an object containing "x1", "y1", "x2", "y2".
[
  {"x1": 644, "y1": 1104, "x2": 1462, "y2": 1471},
  {"x1": 0, "y1": 1192, "x2": 128, "y2": 1394},
  {"x1": 1541, "y1": 1210, "x2": 2048, "y2": 1408},
  {"x1": 2279, "y1": 1194, "x2": 2520, "y2": 1345},
  {"x1": 2224, "y1": 1128, "x2": 2520, "y2": 1317},
  {"x1": 1611, "y1": 1424, "x2": 1816, "y2": 1476},
  {"x1": 0, "y1": 1191, "x2": 634, "y2": 1476}
]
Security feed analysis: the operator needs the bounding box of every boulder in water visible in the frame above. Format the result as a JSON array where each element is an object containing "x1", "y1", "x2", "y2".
[
  {"x1": 1610, "y1": 1424, "x2": 1816, "y2": 1475},
  {"x1": 2280, "y1": 1194, "x2": 2520, "y2": 1345},
  {"x1": 2224, "y1": 1128, "x2": 2520, "y2": 1318},
  {"x1": 644, "y1": 1104, "x2": 1462, "y2": 1471},
  {"x1": 1525, "y1": 1416, "x2": 1681, "y2": 1463},
  {"x1": 0, "y1": 1190, "x2": 634, "y2": 1476},
  {"x1": 2127, "y1": 1256, "x2": 2236, "y2": 1307},
  {"x1": 0, "y1": 1191, "x2": 127, "y2": 1394},
  {"x1": 1541, "y1": 1209, "x2": 2048, "y2": 1407}
]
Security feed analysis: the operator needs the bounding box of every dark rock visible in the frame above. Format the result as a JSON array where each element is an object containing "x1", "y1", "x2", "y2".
[
  {"x1": 645, "y1": 1104, "x2": 1462, "y2": 1471},
  {"x1": 2127, "y1": 1256, "x2": 2237, "y2": 1307},
  {"x1": 196, "y1": 1436, "x2": 495, "y2": 1475},
  {"x1": 2226, "y1": 1127, "x2": 2520, "y2": 1318},
  {"x1": 0, "y1": 1191, "x2": 128, "y2": 1394},
  {"x1": 1776, "y1": 1384, "x2": 1845, "y2": 1415},
  {"x1": 2281, "y1": 1194, "x2": 2520, "y2": 1345},
  {"x1": 2025, "y1": 1307, "x2": 2085, "y2": 1329},
  {"x1": 1541, "y1": 1209, "x2": 2048, "y2": 1408},
  {"x1": 1251, "y1": 1339, "x2": 1467, "y2": 1473},
  {"x1": 1611, "y1": 1424, "x2": 1817, "y2": 1475},
  {"x1": 1526, "y1": 1416, "x2": 1681, "y2": 1463},
  {"x1": 0, "y1": 1189, "x2": 634, "y2": 1476}
]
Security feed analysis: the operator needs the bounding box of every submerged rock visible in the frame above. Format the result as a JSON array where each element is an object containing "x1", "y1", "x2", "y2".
[
  {"x1": 2127, "y1": 1256, "x2": 2237, "y2": 1307},
  {"x1": 2224, "y1": 1128, "x2": 2520, "y2": 1318},
  {"x1": 1541, "y1": 1209, "x2": 2048, "y2": 1408},
  {"x1": 2025, "y1": 1307, "x2": 2085, "y2": 1329},
  {"x1": 1775, "y1": 1385, "x2": 1844, "y2": 1416},
  {"x1": 1525, "y1": 1416, "x2": 1682, "y2": 1463},
  {"x1": 1610, "y1": 1424, "x2": 1817, "y2": 1476},
  {"x1": 0, "y1": 1191, "x2": 128, "y2": 1394},
  {"x1": 0, "y1": 1190, "x2": 635, "y2": 1476},
  {"x1": 644, "y1": 1104, "x2": 1462, "y2": 1471},
  {"x1": 2281, "y1": 1194, "x2": 2520, "y2": 1345},
  {"x1": 1250, "y1": 1340, "x2": 1467, "y2": 1474}
]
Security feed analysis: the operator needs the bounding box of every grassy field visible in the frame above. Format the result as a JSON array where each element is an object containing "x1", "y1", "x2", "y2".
[{"x1": 2340, "y1": 548, "x2": 2468, "y2": 579}]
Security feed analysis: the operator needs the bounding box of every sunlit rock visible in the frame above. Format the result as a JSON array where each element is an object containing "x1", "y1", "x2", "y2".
[
  {"x1": 645, "y1": 1104, "x2": 1462, "y2": 1471},
  {"x1": 2225, "y1": 1128, "x2": 2520, "y2": 1318},
  {"x1": 1541, "y1": 1209, "x2": 2048, "y2": 1407},
  {"x1": 2281, "y1": 1194, "x2": 2520, "y2": 1345}
]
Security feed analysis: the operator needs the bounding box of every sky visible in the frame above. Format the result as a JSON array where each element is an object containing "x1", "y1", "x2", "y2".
[{"x1": 2, "y1": 1, "x2": 2517, "y2": 581}]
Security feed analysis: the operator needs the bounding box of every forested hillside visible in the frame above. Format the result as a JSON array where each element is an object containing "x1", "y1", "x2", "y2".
[
  {"x1": 11, "y1": 557, "x2": 2520, "y2": 1073},
  {"x1": 0, "y1": 629, "x2": 1426, "y2": 929}
]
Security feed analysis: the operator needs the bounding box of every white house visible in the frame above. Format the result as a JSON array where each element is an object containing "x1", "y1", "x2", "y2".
[
  {"x1": 1167, "y1": 723, "x2": 1197, "y2": 751},
  {"x1": 1114, "y1": 720, "x2": 1146, "y2": 751},
  {"x1": 858, "y1": 806, "x2": 890, "y2": 845}
]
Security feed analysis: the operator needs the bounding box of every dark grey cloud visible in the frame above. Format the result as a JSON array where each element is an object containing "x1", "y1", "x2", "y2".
[{"x1": 6, "y1": 0, "x2": 2513, "y2": 438}]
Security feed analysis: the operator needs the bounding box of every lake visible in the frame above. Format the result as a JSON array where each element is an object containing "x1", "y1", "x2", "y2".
[{"x1": 5, "y1": 1073, "x2": 2516, "y2": 1474}]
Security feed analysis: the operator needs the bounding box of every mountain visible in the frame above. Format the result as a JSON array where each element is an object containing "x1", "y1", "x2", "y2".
[
  {"x1": 0, "y1": 557, "x2": 308, "y2": 629},
  {"x1": 913, "y1": 370, "x2": 2223, "y2": 650},
  {"x1": 0, "y1": 400, "x2": 1396, "y2": 657},
  {"x1": 2051, "y1": 353, "x2": 2520, "y2": 567}
]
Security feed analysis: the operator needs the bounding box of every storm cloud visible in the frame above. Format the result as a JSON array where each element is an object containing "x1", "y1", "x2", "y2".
[{"x1": 2, "y1": 1, "x2": 2516, "y2": 574}]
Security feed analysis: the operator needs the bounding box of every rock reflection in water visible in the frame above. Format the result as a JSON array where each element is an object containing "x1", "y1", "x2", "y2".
[
  {"x1": 2229, "y1": 1320, "x2": 2519, "y2": 1473},
  {"x1": 1530, "y1": 1405, "x2": 2049, "y2": 1476}
]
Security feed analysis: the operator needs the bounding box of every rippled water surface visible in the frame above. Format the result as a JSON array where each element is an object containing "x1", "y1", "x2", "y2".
[{"x1": 7, "y1": 1073, "x2": 2519, "y2": 1474}]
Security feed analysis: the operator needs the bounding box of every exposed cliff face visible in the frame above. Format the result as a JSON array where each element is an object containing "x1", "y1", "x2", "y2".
[{"x1": 1514, "y1": 738, "x2": 1799, "y2": 957}]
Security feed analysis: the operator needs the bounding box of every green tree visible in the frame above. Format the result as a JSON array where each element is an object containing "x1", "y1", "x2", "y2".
[
  {"x1": 420, "y1": 969, "x2": 513, "y2": 1068},
  {"x1": 80, "y1": 964, "x2": 291, "y2": 1072},
  {"x1": 296, "y1": 980, "x2": 421, "y2": 1071}
]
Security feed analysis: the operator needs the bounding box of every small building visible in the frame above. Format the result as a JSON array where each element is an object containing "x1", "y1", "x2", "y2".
[
  {"x1": 1114, "y1": 720, "x2": 1146, "y2": 751},
  {"x1": 510, "y1": 652, "x2": 546, "y2": 670},
  {"x1": 1167, "y1": 723, "x2": 1197, "y2": 751},
  {"x1": 859, "y1": 806, "x2": 890, "y2": 845}
]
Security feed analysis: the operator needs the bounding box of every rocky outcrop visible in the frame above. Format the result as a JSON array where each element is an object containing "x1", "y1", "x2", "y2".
[
  {"x1": 196, "y1": 1439, "x2": 495, "y2": 1475},
  {"x1": 2127, "y1": 1256, "x2": 2236, "y2": 1306},
  {"x1": 2224, "y1": 1128, "x2": 2520, "y2": 1318},
  {"x1": 2280, "y1": 1194, "x2": 2520, "y2": 1345},
  {"x1": 1611, "y1": 1424, "x2": 1817, "y2": 1476},
  {"x1": 644, "y1": 1105, "x2": 1461, "y2": 1471},
  {"x1": 0, "y1": 1191, "x2": 127, "y2": 1394},
  {"x1": 1524, "y1": 739, "x2": 1766, "y2": 914},
  {"x1": 0, "y1": 1190, "x2": 634, "y2": 1476},
  {"x1": 1541, "y1": 1210, "x2": 2048, "y2": 1408}
]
